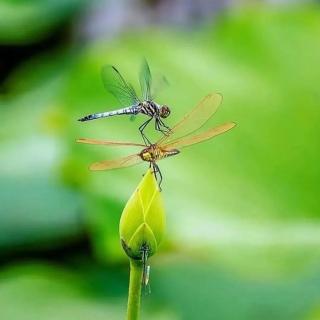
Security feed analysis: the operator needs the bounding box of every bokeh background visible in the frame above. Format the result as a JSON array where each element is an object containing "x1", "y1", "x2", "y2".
[{"x1": 1, "y1": 0, "x2": 320, "y2": 319}]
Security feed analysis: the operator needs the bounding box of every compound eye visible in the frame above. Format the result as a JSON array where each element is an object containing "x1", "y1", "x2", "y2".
[{"x1": 160, "y1": 105, "x2": 171, "y2": 118}]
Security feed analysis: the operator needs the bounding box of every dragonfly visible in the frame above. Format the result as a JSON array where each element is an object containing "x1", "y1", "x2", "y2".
[
  {"x1": 121, "y1": 240, "x2": 151, "y2": 293},
  {"x1": 78, "y1": 60, "x2": 171, "y2": 145},
  {"x1": 77, "y1": 93, "x2": 236, "y2": 188},
  {"x1": 140, "y1": 243, "x2": 151, "y2": 294}
]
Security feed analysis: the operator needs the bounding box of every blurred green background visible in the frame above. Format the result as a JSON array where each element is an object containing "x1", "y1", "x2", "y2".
[{"x1": 1, "y1": 0, "x2": 320, "y2": 319}]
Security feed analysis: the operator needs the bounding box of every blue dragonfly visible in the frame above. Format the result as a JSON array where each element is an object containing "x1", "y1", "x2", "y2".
[{"x1": 78, "y1": 60, "x2": 171, "y2": 144}]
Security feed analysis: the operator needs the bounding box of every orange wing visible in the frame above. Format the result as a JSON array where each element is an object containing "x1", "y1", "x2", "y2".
[
  {"x1": 162, "y1": 122, "x2": 236, "y2": 150},
  {"x1": 89, "y1": 154, "x2": 142, "y2": 171},
  {"x1": 77, "y1": 138, "x2": 145, "y2": 147},
  {"x1": 158, "y1": 93, "x2": 222, "y2": 146}
]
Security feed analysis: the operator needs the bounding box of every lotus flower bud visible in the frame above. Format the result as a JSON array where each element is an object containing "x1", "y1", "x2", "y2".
[{"x1": 119, "y1": 169, "x2": 166, "y2": 260}]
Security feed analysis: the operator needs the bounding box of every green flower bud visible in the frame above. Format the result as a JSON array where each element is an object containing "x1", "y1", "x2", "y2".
[{"x1": 119, "y1": 169, "x2": 166, "y2": 260}]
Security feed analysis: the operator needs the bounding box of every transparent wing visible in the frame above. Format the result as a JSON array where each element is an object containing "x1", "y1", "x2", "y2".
[
  {"x1": 158, "y1": 93, "x2": 223, "y2": 146},
  {"x1": 101, "y1": 65, "x2": 140, "y2": 106},
  {"x1": 90, "y1": 154, "x2": 142, "y2": 171},
  {"x1": 139, "y1": 59, "x2": 152, "y2": 101},
  {"x1": 151, "y1": 74, "x2": 169, "y2": 101},
  {"x1": 162, "y1": 122, "x2": 236, "y2": 150},
  {"x1": 77, "y1": 138, "x2": 145, "y2": 147}
]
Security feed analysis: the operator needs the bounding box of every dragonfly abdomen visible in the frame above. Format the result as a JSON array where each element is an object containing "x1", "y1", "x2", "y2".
[
  {"x1": 163, "y1": 149, "x2": 180, "y2": 158},
  {"x1": 78, "y1": 106, "x2": 139, "y2": 122}
]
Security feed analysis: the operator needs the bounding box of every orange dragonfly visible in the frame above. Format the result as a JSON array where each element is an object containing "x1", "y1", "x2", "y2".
[{"x1": 77, "y1": 93, "x2": 236, "y2": 188}]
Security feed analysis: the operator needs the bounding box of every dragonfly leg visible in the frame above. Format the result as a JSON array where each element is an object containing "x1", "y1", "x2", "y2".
[
  {"x1": 156, "y1": 118, "x2": 171, "y2": 136},
  {"x1": 152, "y1": 162, "x2": 162, "y2": 191},
  {"x1": 158, "y1": 118, "x2": 170, "y2": 130},
  {"x1": 155, "y1": 118, "x2": 161, "y2": 131},
  {"x1": 139, "y1": 118, "x2": 153, "y2": 145},
  {"x1": 151, "y1": 162, "x2": 157, "y2": 181}
]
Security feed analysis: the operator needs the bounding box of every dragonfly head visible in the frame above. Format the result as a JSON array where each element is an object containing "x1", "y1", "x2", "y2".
[{"x1": 159, "y1": 105, "x2": 171, "y2": 118}]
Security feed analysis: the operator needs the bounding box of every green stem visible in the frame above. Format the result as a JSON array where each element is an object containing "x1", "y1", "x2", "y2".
[{"x1": 127, "y1": 259, "x2": 143, "y2": 320}]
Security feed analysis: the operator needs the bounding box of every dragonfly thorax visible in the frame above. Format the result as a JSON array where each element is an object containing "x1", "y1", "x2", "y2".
[
  {"x1": 140, "y1": 144, "x2": 160, "y2": 162},
  {"x1": 139, "y1": 101, "x2": 160, "y2": 117},
  {"x1": 138, "y1": 100, "x2": 171, "y2": 123}
]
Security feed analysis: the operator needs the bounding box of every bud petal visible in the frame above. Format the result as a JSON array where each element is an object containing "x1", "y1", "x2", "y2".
[{"x1": 119, "y1": 169, "x2": 166, "y2": 260}]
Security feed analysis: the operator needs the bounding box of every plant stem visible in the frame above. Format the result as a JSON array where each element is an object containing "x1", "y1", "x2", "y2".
[{"x1": 127, "y1": 259, "x2": 143, "y2": 320}]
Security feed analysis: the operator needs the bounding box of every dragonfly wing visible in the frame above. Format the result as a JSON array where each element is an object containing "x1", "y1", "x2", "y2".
[
  {"x1": 101, "y1": 65, "x2": 140, "y2": 106},
  {"x1": 158, "y1": 93, "x2": 223, "y2": 146},
  {"x1": 151, "y1": 74, "x2": 169, "y2": 100},
  {"x1": 162, "y1": 122, "x2": 236, "y2": 150},
  {"x1": 90, "y1": 154, "x2": 142, "y2": 171},
  {"x1": 139, "y1": 59, "x2": 152, "y2": 101},
  {"x1": 77, "y1": 138, "x2": 145, "y2": 147}
]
